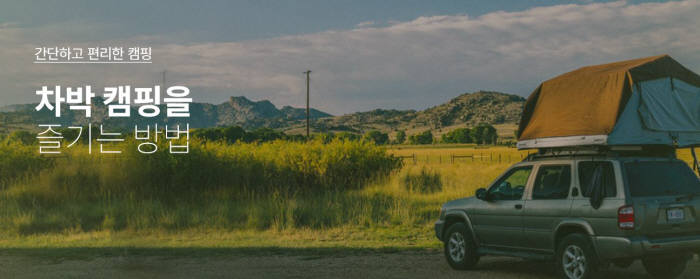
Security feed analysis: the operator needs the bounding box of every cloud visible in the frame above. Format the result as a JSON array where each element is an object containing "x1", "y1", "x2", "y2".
[
  {"x1": 355, "y1": 21, "x2": 376, "y2": 28},
  {"x1": 1, "y1": 0, "x2": 699, "y2": 115}
]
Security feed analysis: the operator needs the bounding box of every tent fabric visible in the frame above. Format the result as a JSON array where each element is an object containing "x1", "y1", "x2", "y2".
[
  {"x1": 518, "y1": 55, "x2": 700, "y2": 144},
  {"x1": 607, "y1": 78, "x2": 700, "y2": 147},
  {"x1": 638, "y1": 78, "x2": 700, "y2": 132}
]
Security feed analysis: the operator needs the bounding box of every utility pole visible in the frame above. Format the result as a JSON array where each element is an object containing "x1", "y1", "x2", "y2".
[{"x1": 304, "y1": 70, "x2": 312, "y2": 139}]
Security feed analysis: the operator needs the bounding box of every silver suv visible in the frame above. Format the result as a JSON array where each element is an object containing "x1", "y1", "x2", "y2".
[{"x1": 435, "y1": 149, "x2": 700, "y2": 279}]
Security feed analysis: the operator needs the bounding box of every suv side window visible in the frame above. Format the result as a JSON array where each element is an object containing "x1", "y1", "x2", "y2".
[
  {"x1": 578, "y1": 161, "x2": 616, "y2": 198},
  {"x1": 532, "y1": 165, "x2": 572, "y2": 200},
  {"x1": 489, "y1": 166, "x2": 532, "y2": 201}
]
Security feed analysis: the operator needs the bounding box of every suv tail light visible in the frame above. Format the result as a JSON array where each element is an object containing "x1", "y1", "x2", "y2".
[{"x1": 618, "y1": 205, "x2": 635, "y2": 230}]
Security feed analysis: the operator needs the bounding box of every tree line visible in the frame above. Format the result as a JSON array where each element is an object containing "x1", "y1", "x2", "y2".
[{"x1": 2, "y1": 123, "x2": 499, "y2": 146}]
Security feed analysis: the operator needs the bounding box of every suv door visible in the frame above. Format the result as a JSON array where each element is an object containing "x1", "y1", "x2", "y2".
[
  {"x1": 570, "y1": 161, "x2": 622, "y2": 238},
  {"x1": 470, "y1": 165, "x2": 533, "y2": 248},
  {"x1": 522, "y1": 164, "x2": 573, "y2": 251}
]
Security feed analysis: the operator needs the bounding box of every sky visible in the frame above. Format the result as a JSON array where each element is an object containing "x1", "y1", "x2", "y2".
[{"x1": 0, "y1": 0, "x2": 698, "y2": 115}]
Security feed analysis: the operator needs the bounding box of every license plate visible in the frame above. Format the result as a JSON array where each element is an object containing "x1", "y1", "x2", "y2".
[{"x1": 667, "y1": 208, "x2": 685, "y2": 221}]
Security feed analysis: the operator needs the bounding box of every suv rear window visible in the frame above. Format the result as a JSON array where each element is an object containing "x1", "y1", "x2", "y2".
[
  {"x1": 578, "y1": 161, "x2": 616, "y2": 198},
  {"x1": 625, "y1": 161, "x2": 700, "y2": 197}
]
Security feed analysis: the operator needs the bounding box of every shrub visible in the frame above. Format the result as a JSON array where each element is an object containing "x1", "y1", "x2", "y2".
[
  {"x1": 394, "y1": 130, "x2": 406, "y2": 144},
  {"x1": 408, "y1": 131, "x2": 433, "y2": 145},
  {"x1": 192, "y1": 126, "x2": 286, "y2": 143},
  {"x1": 471, "y1": 123, "x2": 498, "y2": 144},
  {"x1": 244, "y1": 127, "x2": 285, "y2": 142},
  {"x1": 0, "y1": 141, "x2": 53, "y2": 187},
  {"x1": 314, "y1": 132, "x2": 335, "y2": 143},
  {"x1": 363, "y1": 130, "x2": 389, "y2": 145},
  {"x1": 5, "y1": 131, "x2": 36, "y2": 145},
  {"x1": 441, "y1": 128, "x2": 472, "y2": 143},
  {"x1": 335, "y1": 132, "x2": 360, "y2": 142}
]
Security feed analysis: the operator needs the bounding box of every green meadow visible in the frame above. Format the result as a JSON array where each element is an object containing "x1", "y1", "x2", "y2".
[{"x1": 0, "y1": 137, "x2": 696, "y2": 253}]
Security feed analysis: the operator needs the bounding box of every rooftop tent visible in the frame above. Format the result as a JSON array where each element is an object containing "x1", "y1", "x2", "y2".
[{"x1": 517, "y1": 55, "x2": 700, "y2": 149}]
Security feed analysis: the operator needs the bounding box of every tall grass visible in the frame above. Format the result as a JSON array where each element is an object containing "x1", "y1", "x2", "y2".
[
  {"x1": 0, "y1": 140, "x2": 51, "y2": 185},
  {"x1": 0, "y1": 139, "x2": 404, "y2": 234},
  {"x1": 6, "y1": 139, "x2": 401, "y2": 199},
  {"x1": 401, "y1": 167, "x2": 443, "y2": 193}
]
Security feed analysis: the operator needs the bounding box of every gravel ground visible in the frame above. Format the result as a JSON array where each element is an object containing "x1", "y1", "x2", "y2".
[{"x1": 1, "y1": 251, "x2": 698, "y2": 279}]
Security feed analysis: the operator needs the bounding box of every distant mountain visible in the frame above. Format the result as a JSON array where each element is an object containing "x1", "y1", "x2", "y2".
[
  {"x1": 302, "y1": 91, "x2": 525, "y2": 136},
  {"x1": 209, "y1": 97, "x2": 331, "y2": 128},
  {"x1": 1, "y1": 91, "x2": 525, "y2": 138},
  {"x1": 0, "y1": 96, "x2": 332, "y2": 131}
]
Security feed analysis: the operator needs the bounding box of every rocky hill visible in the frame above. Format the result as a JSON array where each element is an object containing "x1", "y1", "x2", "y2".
[
  {"x1": 300, "y1": 91, "x2": 525, "y2": 135},
  {"x1": 418, "y1": 91, "x2": 524, "y2": 127}
]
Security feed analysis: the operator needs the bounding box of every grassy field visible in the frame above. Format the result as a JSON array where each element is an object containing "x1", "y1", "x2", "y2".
[{"x1": 0, "y1": 138, "x2": 697, "y2": 256}]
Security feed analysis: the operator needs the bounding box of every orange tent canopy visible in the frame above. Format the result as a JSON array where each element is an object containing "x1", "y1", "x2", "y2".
[{"x1": 517, "y1": 55, "x2": 700, "y2": 141}]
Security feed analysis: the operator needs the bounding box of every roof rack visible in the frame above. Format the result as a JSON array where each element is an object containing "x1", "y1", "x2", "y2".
[{"x1": 523, "y1": 145, "x2": 677, "y2": 161}]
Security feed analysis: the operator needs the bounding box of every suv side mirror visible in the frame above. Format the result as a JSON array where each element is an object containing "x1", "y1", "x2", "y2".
[{"x1": 476, "y1": 188, "x2": 489, "y2": 201}]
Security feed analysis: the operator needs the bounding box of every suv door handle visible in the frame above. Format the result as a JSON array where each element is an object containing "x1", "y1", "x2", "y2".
[{"x1": 515, "y1": 204, "x2": 523, "y2": 210}]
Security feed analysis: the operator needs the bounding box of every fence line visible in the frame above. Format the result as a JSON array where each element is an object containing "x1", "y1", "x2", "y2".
[
  {"x1": 397, "y1": 154, "x2": 416, "y2": 164},
  {"x1": 396, "y1": 152, "x2": 532, "y2": 164}
]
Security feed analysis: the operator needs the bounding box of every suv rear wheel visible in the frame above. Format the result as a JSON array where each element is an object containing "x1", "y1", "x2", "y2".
[
  {"x1": 642, "y1": 256, "x2": 688, "y2": 279},
  {"x1": 443, "y1": 222, "x2": 479, "y2": 270},
  {"x1": 555, "y1": 233, "x2": 599, "y2": 279}
]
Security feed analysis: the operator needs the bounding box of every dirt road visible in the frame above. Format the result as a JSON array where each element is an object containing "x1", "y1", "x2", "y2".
[{"x1": 2, "y1": 250, "x2": 698, "y2": 279}]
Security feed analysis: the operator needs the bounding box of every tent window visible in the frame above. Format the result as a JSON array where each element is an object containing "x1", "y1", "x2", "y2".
[{"x1": 638, "y1": 78, "x2": 700, "y2": 132}]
